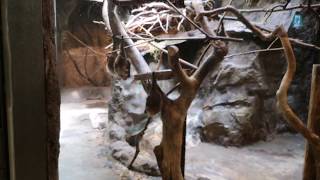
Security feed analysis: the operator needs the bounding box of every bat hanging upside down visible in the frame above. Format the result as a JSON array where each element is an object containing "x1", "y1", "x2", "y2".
[{"x1": 106, "y1": 36, "x2": 131, "y2": 80}]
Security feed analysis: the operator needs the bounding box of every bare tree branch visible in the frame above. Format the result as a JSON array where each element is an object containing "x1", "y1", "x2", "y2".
[
  {"x1": 168, "y1": 46, "x2": 191, "y2": 85},
  {"x1": 275, "y1": 27, "x2": 320, "y2": 150},
  {"x1": 192, "y1": 41, "x2": 228, "y2": 84},
  {"x1": 191, "y1": 0, "x2": 215, "y2": 36},
  {"x1": 289, "y1": 38, "x2": 320, "y2": 51},
  {"x1": 196, "y1": 6, "x2": 280, "y2": 41},
  {"x1": 165, "y1": 0, "x2": 243, "y2": 42},
  {"x1": 225, "y1": 47, "x2": 284, "y2": 58},
  {"x1": 238, "y1": 3, "x2": 320, "y2": 13}
]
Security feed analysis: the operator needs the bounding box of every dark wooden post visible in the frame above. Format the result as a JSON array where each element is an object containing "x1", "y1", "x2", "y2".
[
  {"x1": 43, "y1": 0, "x2": 61, "y2": 180},
  {"x1": 2, "y1": 0, "x2": 49, "y2": 179},
  {"x1": 0, "y1": 11, "x2": 9, "y2": 179},
  {"x1": 303, "y1": 64, "x2": 320, "y2": 180}
]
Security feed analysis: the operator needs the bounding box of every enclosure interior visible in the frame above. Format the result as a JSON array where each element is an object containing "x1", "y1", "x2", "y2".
[{"x1": 56, "y1": 0, "x2": 320, "y2": 180}]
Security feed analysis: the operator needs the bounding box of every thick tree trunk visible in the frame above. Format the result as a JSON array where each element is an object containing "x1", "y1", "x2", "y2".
[
  {"x1": 303, "y1": 65, "x2": 320, "y2": 180},
  {"x1": 154, "y1": 101, "x2": 188, "y2": 180},
  {"x1": 43, "y1": 1, "x2": 61, "y2": 180}
]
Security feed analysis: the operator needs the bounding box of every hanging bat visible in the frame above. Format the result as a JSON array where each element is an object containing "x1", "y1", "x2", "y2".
[
  {"x1": 114, "y1": 37, "x2": 131, "y2": 79},
  {"x1": 145, "y1": 73, "x2": 164, "y2": 116}
]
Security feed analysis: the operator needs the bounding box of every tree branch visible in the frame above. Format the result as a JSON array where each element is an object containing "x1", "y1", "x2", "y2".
[
  {"x1": 289, "y1": 38, "x2": 320, "y2": 51},
  {"x1": 168, "y1": 46, "x2": 191, "y2": 85},
  {"x1": 165, "y1": 0, "x2": 242, "y2": 42},
  {"x1": 191, "y1": 0, "x2": 215, "y2": 36},
  {"x1": 192, "y1": 41, "x2": 228, "y2": 84},
  {"x1": 196, "y1": 6, "x2": 280, "y2": 41},
  {"x1": 238, "y1": 3, "x2": 320, "y2": 13},
  {"x1": 197, "y1": 5, "x2": 320, "y2": 51},
  {"x1": 275, "y1": 26, "x2": 320, "y2": 150}
]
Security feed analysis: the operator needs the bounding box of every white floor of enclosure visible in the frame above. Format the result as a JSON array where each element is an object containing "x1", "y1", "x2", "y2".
[
  {"x1": 186, "y1": 134, "x2": 305, "y2": 180},
  {"x1": 59, "y1": 87, "x2": 118, "y2": 180},
  {"x1": 58, "y1": 87, "x2": 306, "y2": 180}
]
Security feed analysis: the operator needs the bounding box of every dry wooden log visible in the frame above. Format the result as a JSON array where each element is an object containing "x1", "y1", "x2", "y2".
[{"x1": 303, "y1": 65, "x2": 320, "y2": 180}]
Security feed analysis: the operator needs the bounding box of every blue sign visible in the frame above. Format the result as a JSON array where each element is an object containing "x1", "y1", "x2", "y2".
[{"x1": 293, "y1": 12, "x2": 303, "y2": 28}]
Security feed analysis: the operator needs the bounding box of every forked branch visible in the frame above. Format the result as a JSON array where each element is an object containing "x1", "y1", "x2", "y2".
[
  {"x1": 168, "y1": 46, "x2": 191, "y2": 86},
  {"x1": 192, "y1": 41, "x2": 228, "y2": 84}
]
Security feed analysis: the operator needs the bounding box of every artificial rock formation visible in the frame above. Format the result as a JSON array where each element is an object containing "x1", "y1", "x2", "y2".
[{"x1": 196, "y1": 0, "x2": 320, "y2": 146}]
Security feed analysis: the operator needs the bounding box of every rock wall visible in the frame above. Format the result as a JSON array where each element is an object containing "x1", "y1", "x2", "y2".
[
  {"x1": 198, "y1": 41, "x2": 283, "y2": 146},
  {"x1": 287, "y1": 7, "x2": 320, "y2": 120},
  {"x1": 106, "y1": 77, "x2": 161, "y2": 176},
  {"x1": 197, "y1": 0, "x2": 320, "y2": 146}
]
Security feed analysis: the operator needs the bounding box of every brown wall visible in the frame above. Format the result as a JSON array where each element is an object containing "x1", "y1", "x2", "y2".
[{"x1": 57, "y1": 0, "x2": 112, "y2": 88}]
